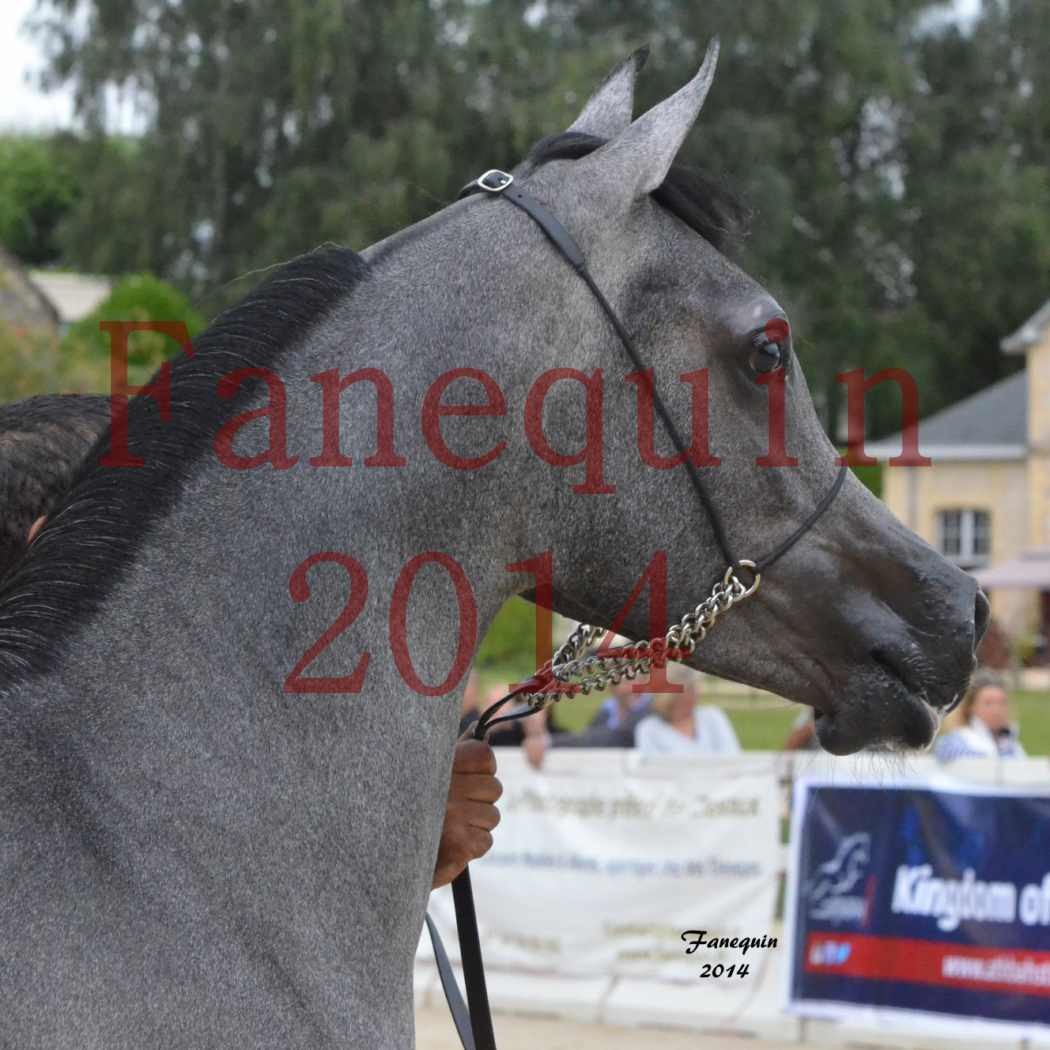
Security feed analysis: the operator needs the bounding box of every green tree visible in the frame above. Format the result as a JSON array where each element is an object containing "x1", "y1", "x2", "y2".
[
  {"x1": 0, "y1": 135, "x2": 78, "y2": 265},
  {"x1": 62, "y1": 275, "x2": 205, "y2": 388},
  {"x1": 31, "y1": 0, "x2": 468, "y2": 306},
  {"x1": 28, "y1": 0, "x2": 1050, "y2": 441},
  {"x1": 50, "y1": 136, "x2": 156, "y2": 279},
  {"x1": 903, "y1": 5, "x2": 1050, "y2": 412}
]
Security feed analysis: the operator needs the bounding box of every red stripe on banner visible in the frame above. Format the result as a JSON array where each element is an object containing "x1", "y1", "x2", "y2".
[{"x1": 803, "y1": 933, "x2": 1050, "y2": 998}]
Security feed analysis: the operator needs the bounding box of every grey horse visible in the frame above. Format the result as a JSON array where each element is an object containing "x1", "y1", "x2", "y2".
[{"x1": 0, "y1": 45, "x2": 983, "y2": 1048}]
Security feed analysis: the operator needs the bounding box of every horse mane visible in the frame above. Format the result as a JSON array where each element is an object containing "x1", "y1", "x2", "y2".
[
  {"x1": 523, "y1": 131, "x2": 750, "y2": 252},
  {"x1": 0, "y1": 246, "x2": 369, "y2": 689}
]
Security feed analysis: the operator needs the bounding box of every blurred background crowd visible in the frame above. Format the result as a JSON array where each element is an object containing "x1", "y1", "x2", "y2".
[{"x1": 460, "y1": 660, "x2": 1035, "y2": 763}]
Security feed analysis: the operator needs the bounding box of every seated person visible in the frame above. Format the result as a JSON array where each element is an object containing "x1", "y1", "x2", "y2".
[
  {"x1": 634, "y1": 667, "x2": 741, "y2": 755},
  {"x1": 522, "y1": 677, "x2": 653, "y2": 768},
  {"x1": 935, "y1": 670, "x2": 1026, "y2": 761},
  {"x1": 589, "y1": 677, "x2": 653, "y2": 731}
]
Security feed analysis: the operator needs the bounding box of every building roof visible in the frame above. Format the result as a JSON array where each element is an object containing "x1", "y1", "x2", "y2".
[
  {"x1": 1001, "y1": 299, "x2": 1050, "y2": 354},
  {"x1": 866, "y1": 368, "x2": 1027, "y2": 461},
  {"x1": 28, "y1": 270, "x2": 111, "y2": 326},
  {"x1": 975, "y1": 548, "x2": 1050, "y2": 590},
  {"x1": 0, "y1": 246, "x2": 61, "y2": 334}
]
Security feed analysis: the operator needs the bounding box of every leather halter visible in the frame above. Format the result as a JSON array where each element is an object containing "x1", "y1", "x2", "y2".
[
  {"x1": 427, "y1": 168, "x2": 847, "y2": 1050},
  {"x1": 459, "y1": 169, "x2": 846, "y2": 577}
]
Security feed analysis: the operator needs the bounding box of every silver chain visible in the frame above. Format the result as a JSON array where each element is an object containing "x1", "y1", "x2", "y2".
[{"x1": 521, "y1": 560, "x2": 761, "y2": 709}]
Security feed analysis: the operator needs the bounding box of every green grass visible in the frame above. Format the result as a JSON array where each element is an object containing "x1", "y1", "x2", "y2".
[
  {"x1": 549, "y1": 692, "x2": 607, "y2": 733},
  {"x1": 724, "y1": 703, "x2": 802, "y2": 750},
  {"x1": 1007, "y1": 691, "x2": 1050, "y2": 755}
]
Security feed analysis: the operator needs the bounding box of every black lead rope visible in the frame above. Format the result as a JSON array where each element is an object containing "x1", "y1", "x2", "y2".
[
  {"x1": 425, "y1": 911, "x2": 476, "y2": 1050},
  {"x1": 426, "y1": 169, "x2": 847, "y2": 1050}
]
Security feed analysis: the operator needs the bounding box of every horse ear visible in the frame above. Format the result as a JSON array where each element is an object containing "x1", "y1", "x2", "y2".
[
  {"x1": 566, "y1": 46, "x2": 649, "y2": 138},
  {"x1": 574, "y1": 38, "x2": 719, "y2": 204}
]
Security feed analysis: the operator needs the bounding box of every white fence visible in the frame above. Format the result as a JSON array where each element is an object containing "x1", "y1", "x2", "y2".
[{"x1": 416, "y1": 749, "x2": 1050, "y2": 1048}]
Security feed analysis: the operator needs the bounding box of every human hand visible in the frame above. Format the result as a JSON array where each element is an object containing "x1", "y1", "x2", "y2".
[{"x1": 432, "y1": 738, "x2": 502, "y2": 889}]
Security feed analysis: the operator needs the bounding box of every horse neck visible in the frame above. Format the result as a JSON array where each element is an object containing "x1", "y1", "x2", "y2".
[{"x1": 21, "y1": 269, "x2": 579, "y2": 881}]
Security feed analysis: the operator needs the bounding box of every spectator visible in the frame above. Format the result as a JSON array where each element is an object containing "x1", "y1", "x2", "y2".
[
  {"x1": 634, "y1": 667, "x2": 741, "y2": 755},
  {"x1": 934, "y1": 670, "x2": 1026, "y2": 761},
  {"x1": 588, "y1": 677, "x2": 653, "y2": 732},
  {"x1": 783, "y1": 708, "x2": 821, "y2": 751},
  {"x1": 522, "y1": 677, "x2": 653, "y2": 768}
]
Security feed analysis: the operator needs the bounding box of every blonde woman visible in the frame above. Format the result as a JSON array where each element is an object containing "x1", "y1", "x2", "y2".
[
  {"x1": 633, "y1": 666, "x2": 741, "y2": 755},
  {"x1": 934, "y1": 670, "x2": 1026, "y2": 762}
]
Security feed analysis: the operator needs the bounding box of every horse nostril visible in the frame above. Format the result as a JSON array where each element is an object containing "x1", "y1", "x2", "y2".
[{"x1": 974, "y1": 589, "x2": 991, "y2": 646}]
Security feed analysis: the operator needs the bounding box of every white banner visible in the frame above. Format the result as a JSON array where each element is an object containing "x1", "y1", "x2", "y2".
[{"x1": 424, "y1": 750, "x2": 780, "y2": 982}]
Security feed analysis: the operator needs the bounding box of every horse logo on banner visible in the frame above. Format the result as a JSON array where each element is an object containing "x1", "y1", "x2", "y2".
[{"x1": 806, "y1": 832, "x2": 874, "y2": 925}]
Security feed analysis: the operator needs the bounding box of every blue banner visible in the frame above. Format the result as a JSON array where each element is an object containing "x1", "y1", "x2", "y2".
[{"x1": 786, "y1": 779, "x2": 1050, "y2": 1030}]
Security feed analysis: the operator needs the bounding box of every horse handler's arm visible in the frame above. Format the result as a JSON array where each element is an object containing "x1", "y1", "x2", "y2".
[{"x1": 432, "y1": 738, "x2": 503, "y2": 889}]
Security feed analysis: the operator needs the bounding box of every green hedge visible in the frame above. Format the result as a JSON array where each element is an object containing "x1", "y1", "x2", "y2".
[{"x1": 62, "y1": 275, "x2": 205, "y2": 388}]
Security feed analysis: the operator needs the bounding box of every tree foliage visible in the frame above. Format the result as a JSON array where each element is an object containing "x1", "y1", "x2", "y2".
[
  {"x1": 0, "y1": 135, "x2": 78, "y2": 266},
  {"x1": 15, "y1": 0, "x2": 1050, "y2": 436},
  {"x1": 62, "y1": 274, "x2": 205, "y2": 389}
]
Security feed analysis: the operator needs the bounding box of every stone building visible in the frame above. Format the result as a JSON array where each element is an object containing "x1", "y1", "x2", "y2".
[
  {"x1": 0, "y1": 245, "x2": 61, "y2": 338},
  {"x1": 868, "y1": 301, "x2": 1050, "y2": 657}
]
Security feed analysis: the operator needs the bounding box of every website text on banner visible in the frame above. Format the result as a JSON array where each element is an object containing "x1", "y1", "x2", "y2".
[
  {"x1": 424, "y1": 752, "x2": 780, "y2": 981},
  {"x1": 785, "y1": 779, "x2": 1050, "y2": 1033}
]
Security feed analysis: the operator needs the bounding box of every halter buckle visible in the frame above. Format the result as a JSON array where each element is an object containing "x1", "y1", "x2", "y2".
[
  {"x1": 475, "y1": 169, "x2": 514, "y2": 193},
  {"x1": 725, "y1": 559, "x2": 761, "y2": 599}
]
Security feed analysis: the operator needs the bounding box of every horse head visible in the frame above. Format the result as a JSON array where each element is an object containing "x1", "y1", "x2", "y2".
[{"x1": 442, "y1": 43, "x2": 986, "y2": 755}]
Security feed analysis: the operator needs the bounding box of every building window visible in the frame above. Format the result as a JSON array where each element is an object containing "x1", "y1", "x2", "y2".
[{"x1": 937, "y1": 509, "x2": 990, "y2": 570}]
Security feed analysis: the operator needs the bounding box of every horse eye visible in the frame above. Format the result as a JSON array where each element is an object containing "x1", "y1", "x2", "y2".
[{"x1": 749, "y1": 334, "x2": 785, "y2": 374}]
